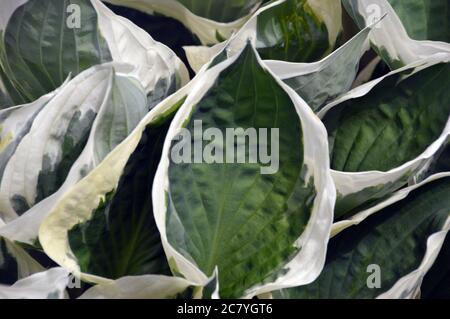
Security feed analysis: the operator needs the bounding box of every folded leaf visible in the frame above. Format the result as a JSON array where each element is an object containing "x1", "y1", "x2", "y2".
[
  {"x1": 415, "y1": 141, "x2": 450, "y2": 182},
  {"x1": 67, "y1": 110, "x2": 176, "y2": 279},
  {"x1": 104, "y1": 0, "x2": 259, "y2": 45},
  {"x1": 38, "y1": 81, "x2": 191, "y2": 284},
  {"x1": 321, "y1": 54, "x2": 450, "y2": 218},
  {"x1": 276, "y1": 174, "x2": 450, "y2": 299},
  {"x1": 153, "y1": 43, "x2": 335, "y2": 298},
  {"x1": 0, "y1": 0, "x2": 188, "y2": 107},
  {"x1": 0, "y1": 267, "x2": 69, "y2": 299},
  {"x1": 327, "y1": 63, "x2": 450, "y2": 173},
  {"x1": 78, "y1": 275, "x2": 194, "y2": 299},
  {"x1": 184, "y1": 0, "x2": 342, "y2": 69},
  {"x1": 0, "y1": 65, "x2": 141, "y2": 220},
  {"x1": 0, "y1": 0, "x2": 187, "y2": 241},
  {"x1": 0, "y1": 64, "x2": 152, "y2": 248},
  {"x1": 0, "y1": 90, "x2": 55, "y2": 156},
  {"x1": 265, "y1": 23, "x2": 372, "y2": 112},
  {"x1": 92, "y1": 0, "x2": 189, "y2": 93},
  {"x1": 342, "y1": 0, "x2": 450, "y2": 69}
]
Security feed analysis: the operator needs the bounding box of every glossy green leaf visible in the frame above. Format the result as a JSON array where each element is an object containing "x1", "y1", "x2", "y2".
[
  {"x1": 68, "y1": 114, "x2": 175, "y2": 279},
  {"x1": 276, "y1": 176, "x2": 450, "y2": 299},
  {"x1": 324, "y1": 62, "x2": 450, "y2": 172},
  {"x1": 0, "y1": 0, "x2": 112, "y2": 105},
  {"x1": 165, "y1": 45, "x2": 316, "y2": 298}
]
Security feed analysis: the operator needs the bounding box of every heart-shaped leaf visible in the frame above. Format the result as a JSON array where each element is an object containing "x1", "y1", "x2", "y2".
[{"x1": 153, "y1": 43, "x2": 335, "y2": 298}]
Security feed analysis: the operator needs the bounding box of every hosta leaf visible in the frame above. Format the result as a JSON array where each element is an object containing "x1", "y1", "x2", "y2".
[
  {"x1": 38, "y1": 85, "x2": 191, "y2": 283},
  {"x1": 0, "y1": 0, "x2": 112, "y2": 105},
  {"x1": 0, "y1": 0, "x2": 188, "y2": 106},
  {"x1": 67, "y1": 112, "x2": 175, "y2": 279},
  {"x1": 184, "y1": 0, "x2": 342, "y2": 70},
  {"x1": 322, "y1": 55, "x2": 450, "y2": 217},
  {"x1": 255, "y1": 0, "x2": 333, "y2": 62},
  {"x1": 276, "y1": 175, "x2": 450, "y2": 299},
  {"x1": 92, "y1": 75, "x2": 148, "y2": 163},
  {"x1": 342, "y1": 0, "x2": 450, "y2": 69},
  {"x1": 265, "y1": 23, "x2": 372, "y2": 112},
  {"x1": 103, "y1": 0, "x2": 258, "y2": 45},
  {"x1": 0, "y1": 267, "x2": 69, "y2": 299},
  {"x1": 0, "y1": 65, "x2": 134, "y2": 220},
  {"x1": 326, "y1": 62, "x2": 450, "y2": 173},
  {"x1": 0, "y1": 64, "x2": 148, "y2": 245},
  {"x1": 153, "y1": 43, "x2": 335, "y2": 298},
  {"x1": 0, "y1": 65, "x2": 112, "y2": 221},
  {"x1": 92, "y1": 0, "x2": 189, "y2": 93},
  {"x1": 0, "y1": 91, "x2": 55, "y2": 157}
]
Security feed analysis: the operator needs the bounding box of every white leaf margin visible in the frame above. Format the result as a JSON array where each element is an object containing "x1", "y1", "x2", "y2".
[
  {"x1": 103, "y1": 0, "x2": 260, "y2": 45},
  {"x1": 152, "y1": 43, "x2": 336, "y2": 298},
  {"x1": 319, "y1": 52, "x2": 450, "y2": 199},
  {"x1": 0, "y1": 90, "x2": 56, "y2": 154},
  {"x1": 92, "y1": 0, "x2": 189, "y2": 92},
  {"x1": 0, "y1": 0, "x2": 189, "y2": 240},
  {"x1": 78, "y1": 275, "x2": 194, "y2": 299},
  {"x1": 331, "y1": 172, "x2": 450, "y2": 299},
  {"x1": 0, "y1": 0, "x2": 189, "y2": 95},
  {"x1": 37, "y1": 74, "x2": 198, "y2": 286},
  {"x1": 184, "y1": 0, "x2": 343, "y2": 73},
  {"x1": 0, "y1": 63, "x2": 141, "y2": 243},
  {"x1": 342, "y1": 0, "x2": 450, "y2": 68},
  {"x1": 0, "y1": 267, "x2": 70, "y2": 299}
]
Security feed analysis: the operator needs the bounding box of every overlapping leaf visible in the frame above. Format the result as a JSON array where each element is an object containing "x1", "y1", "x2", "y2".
[
  {"x1": 321, "y1": 54, "x2": 450, "y2": 218},
  {"x1": 104, "y1": 0, "x2": 261, "y2": 45},
  {"x1": 276, "y1": 174, "x2": 450, "y2": 298},
  {"x1": 0, "y1": 0, "x2": 112, "y2": 106},
  {"x1": 342, "y1": 0, "x2": 450, "y2": 69},
  {"x1": 184, "y1": 0, "x2": 342, "y2": 71}
]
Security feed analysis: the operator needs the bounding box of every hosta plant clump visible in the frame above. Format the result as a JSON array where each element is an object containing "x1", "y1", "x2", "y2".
[{"x1": 0, "y1": 0, "x2": 449, "y2": 299}]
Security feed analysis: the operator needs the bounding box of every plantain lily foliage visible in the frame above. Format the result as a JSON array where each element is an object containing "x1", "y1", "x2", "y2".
[{"x1": 0, "y1": 0, "x2": 449, "y2": 299}]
